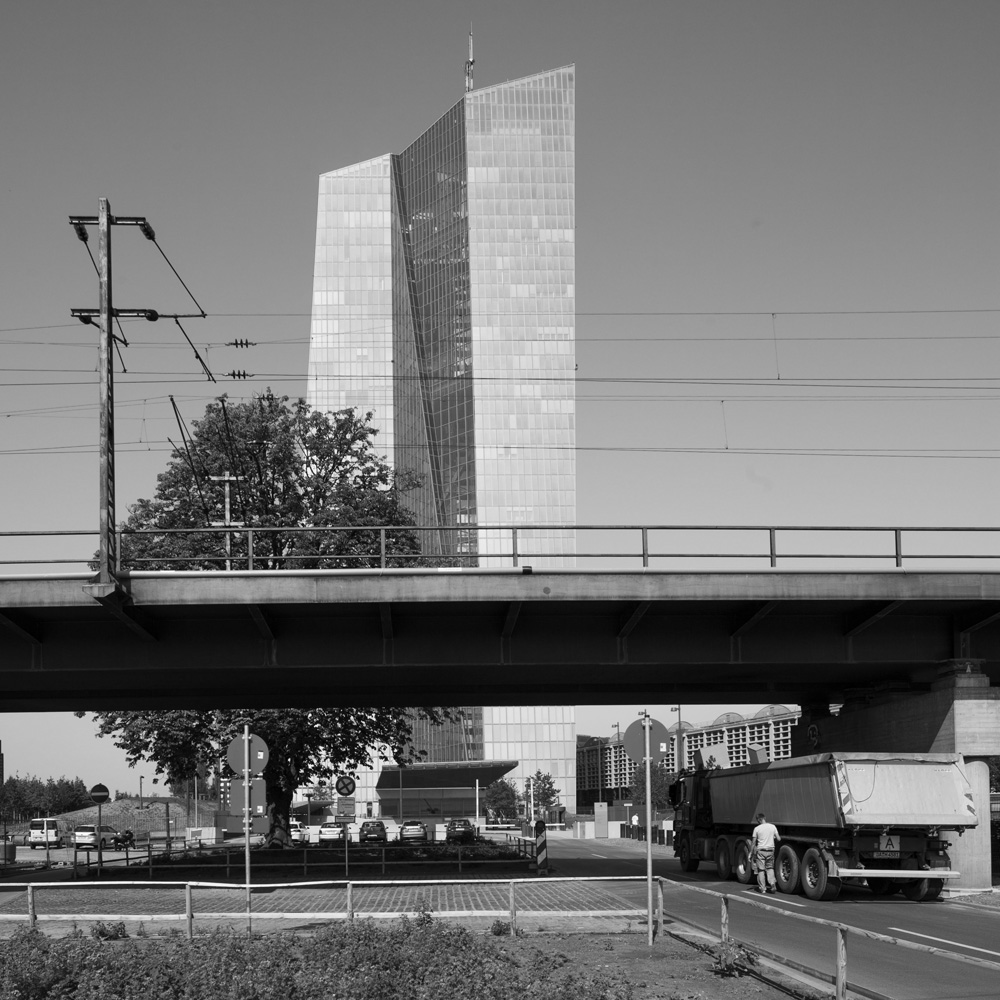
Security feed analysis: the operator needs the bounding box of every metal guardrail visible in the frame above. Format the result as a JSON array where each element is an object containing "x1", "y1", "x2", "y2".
[
  {"x1": 2, "y1": 871, "x2": 997, "y2": 999},
  {"x1": 666, "y1": 879, "x2": 1000, "y2": 1000},
  {"x1": 5, "y1": 524, "x2": 1000, "y2": 572}
]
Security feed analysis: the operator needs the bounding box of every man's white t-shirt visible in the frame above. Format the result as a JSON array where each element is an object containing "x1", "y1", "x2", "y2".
[{"x1": 752, "y1": 822, "x2": 779, "y2": 851}]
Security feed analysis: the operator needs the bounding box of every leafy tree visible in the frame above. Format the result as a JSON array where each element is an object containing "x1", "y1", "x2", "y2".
[
  {"x1": 83, "y1": 393, "x2": 452, "y2": 846},
  {"x1": 86, "y1": 709, "x2": 449, "y2": 847},
  {"x1": 483, "y1": 779, "x2": 519, "y2": 823},
  {"x1": 0, "y1": 775, "x2": 92, "y2": 820},
  {"x1": 627, "y1": 763, "x2": 675, "y2": 812},
  {"x1": 117, "y1": 392, "x2": 422, "y2": 571},
  {"x1": 523, "y1": 771, "x2": 560, "y2": 815}
]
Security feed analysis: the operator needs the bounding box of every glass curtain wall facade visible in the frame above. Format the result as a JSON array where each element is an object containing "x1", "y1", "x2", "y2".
[
  {"x1": 306, "y1": 66, "x2": 577, "y2": 818},
  {"x1": 307, "y1": 65, "x2": 576, "y2": 566}
]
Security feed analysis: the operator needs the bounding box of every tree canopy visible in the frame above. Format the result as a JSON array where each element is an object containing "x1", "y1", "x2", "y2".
[
  {"x1": 483, "y1": 779, "x2": 519, "y2": 823},
  {"x1": 89, "y1": 393, "x2": 451, "y2": 845},
  {"x1": 118, "y1": 392, "x2": 422, "y2": 571},
  {"x1": 626, "y1": 763, "x2": 675, "y2": 813},
  {"x1": 524, "y1": 770, "x2": 561, "y2": 815},
  {"x1": 85, "y1": 708, "x2": 449, "y2": 845}
]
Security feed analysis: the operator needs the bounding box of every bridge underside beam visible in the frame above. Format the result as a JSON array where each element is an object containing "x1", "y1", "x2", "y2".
[{"x1": 2, "y1": 572, "x2": 1000, "y2": 711}]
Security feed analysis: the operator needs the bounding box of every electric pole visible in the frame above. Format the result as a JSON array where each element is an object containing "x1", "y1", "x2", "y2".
[{"x1": 69, "y1": 197, "x2": 206, "y2": 593}]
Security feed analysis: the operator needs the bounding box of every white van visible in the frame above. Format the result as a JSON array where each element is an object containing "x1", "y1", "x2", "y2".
[{"x1": 28, "y1": 817, "x2": 69, "y2": 849}]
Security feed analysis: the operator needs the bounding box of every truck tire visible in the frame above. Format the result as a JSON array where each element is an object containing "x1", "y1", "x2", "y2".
[
  {"x1": 801, "y1": 847, "x2": 842, "y2": 901},
  {"x1": 678, "y1": 834, "x2": 700, "y2": 872},
  {"x1": 775, "y1": 844, "x2": 801, "y2": 894},
  {"x1": 734, "y1": 839, "x2": 753, "y2": 884},
  {"x1": 715, "y1": 838, "x2": 733, "y2": 880},
  {"x1": 900, "y1": 877, "x2": 944, "y2": 902}
]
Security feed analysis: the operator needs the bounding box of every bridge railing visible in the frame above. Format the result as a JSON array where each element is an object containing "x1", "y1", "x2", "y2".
[{"x1": 4, "y1": 524, "x2": 1000, "y2": 574}]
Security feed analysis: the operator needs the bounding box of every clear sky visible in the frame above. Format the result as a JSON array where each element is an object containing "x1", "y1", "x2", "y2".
[{"x1": 1, "y1": 1, "x2": 997, "y2": 793}]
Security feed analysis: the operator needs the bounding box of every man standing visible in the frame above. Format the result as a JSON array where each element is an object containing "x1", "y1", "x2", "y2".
[{"x1": 750, "y1": 812, "x2": 781, "y2": 894}]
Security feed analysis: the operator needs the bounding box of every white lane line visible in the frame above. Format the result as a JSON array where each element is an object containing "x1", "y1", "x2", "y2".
[
  {"x1": 743, "y1": 890, "x2": 807, "y2": 907},
  {"x1": 887, "y1": 927, "x2": 1000, "y2": 960}
]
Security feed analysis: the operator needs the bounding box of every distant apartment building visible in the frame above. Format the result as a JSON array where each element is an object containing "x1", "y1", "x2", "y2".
[{"x1": 577, "y1": 705, "x2": 799, "y2": 807}]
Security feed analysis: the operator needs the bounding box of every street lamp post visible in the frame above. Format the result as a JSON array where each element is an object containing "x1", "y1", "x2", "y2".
[
  {"x1": 671, "y1": 706, "x2": 684, "y2": 772},
  {"x1": 611, "y1": 723, "x2": 622, "y2": 798}
]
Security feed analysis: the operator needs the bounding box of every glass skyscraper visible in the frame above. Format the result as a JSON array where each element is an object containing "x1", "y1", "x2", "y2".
[
  {"x1": 306, "y1": 65, "x2": 577, "y2": 817},
  {"x1": 307, "y1": 65, "x2": 576, "y2": 565}
]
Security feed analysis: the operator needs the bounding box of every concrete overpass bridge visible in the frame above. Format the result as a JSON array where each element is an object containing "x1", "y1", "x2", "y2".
[
  {"x1": 1, "y1": 564, "x2": 999, "y2": 712},
  {"x1": 2, "y1": 521, "x2": 998, "y2": 890}
]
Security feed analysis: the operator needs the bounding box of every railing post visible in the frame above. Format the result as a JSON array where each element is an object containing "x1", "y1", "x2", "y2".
[
  {"x1": 247, "y1": 528, "x2": 254, "y2": 571},
  {"x1": 895, "y1": 529, "x2": 903, "y2": 568},
  {"x1": 769, "y1": 528, "x2": 777, "y2": 568},
  {"x1": 509, "y1": 881, "x2": 517, "y2": 935},
  {"x1": 27, "y1": 885, "x2": 36, "y2": 928},
  {"x1": 657, "y1": 878, "x2": 664, "y2": 941},
  {"x1": 347, "y1": 881, "x2": 354, "y2": 921},
  {"x1": 641, "y1": 527, "x2": 649, "y2": 568},
  {"x1": 380, "y1": 528, "x2": 386, "y2": 569},
  {"x1": 458, "y1": 845, "x2": 462, "y2": 873},
  {"x1": 185, "y1": 883, "x2": 194, "y2": 941},
  {"x1": 148, "y1": 842, "x2": 153, "y2": 880},
  {"x1": 835, "y1": 926, "x2": 848, "y2": 999},
  {"x1": 511, "y1": 527, "x2": 519, "y2": 568}
]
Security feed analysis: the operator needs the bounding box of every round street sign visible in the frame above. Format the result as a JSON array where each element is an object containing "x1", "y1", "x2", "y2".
[
  {"x1": 623, "y1": 718, "x2": 671, "y2": 764},
  {"x1": 335, "y1": 775, "x2": 356, "y2": 797},
  {"x1": 226, "y1": 733, "x2": 269, "y2": 775},
  {"x1": 90, "y1": 783, "x2": 110, "y2": 804}
]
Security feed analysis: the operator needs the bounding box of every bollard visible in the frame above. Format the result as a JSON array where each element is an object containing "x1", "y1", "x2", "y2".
[
  {"x1": 534, "y1": 820, "x2": 548, "y2": 874},
  {"x1": 509, "y1": 880, "x2": 517, "y2": 935},
  {"x1": 27, "y1": 885, "x2": 36, "y2": 928},
  {"x1": 186, "y1": 883, "x2": 194, "y2": 941}
]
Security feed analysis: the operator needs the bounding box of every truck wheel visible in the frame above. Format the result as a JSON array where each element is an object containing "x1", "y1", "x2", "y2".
[
  {"x1": 715, "y1": 838, "x2": 733, "y2": 880},
  {"x1": 734, "y1": 840, "x2": 753, "y2": 884},
  {"x1": 775, "y1": 844, "x2": 801, "y2": 894},
  {"x1": 866, "y1": 877, "x2": 898, "y2": 896},
  {"x1": 901, "y1": 878, "x2": 944, "y2": 902},
  {"x1": 678, "y1": 835, "x2": 700, "y2": 872},
  {"x1": 801, "y1": 847, "x2": 842, "y2": 901}
]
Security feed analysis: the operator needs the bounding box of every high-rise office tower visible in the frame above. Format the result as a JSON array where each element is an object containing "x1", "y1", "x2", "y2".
[
  {"x1": 306, "y1": 64, "x2": 577, "y2": 816},
  {"x1": 307, "y1": 64, "x2": 576, "y2": 566}
]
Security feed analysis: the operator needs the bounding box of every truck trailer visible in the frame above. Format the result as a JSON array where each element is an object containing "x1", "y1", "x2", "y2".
[{"x1": 668, "y1": 752, "x2": 977, "y2": 901}]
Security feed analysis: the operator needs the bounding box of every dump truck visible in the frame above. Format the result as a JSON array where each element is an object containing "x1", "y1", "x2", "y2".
[{"x1": 668, "y1": 752, "x2": 978, "y2": 901}]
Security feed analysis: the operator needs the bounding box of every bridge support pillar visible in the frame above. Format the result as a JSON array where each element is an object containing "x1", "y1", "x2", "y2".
[{"x1": 794, "y1": 660, "x2": 999, "y2": 893}]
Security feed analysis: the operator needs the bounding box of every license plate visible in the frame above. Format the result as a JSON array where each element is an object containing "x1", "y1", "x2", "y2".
[{"x1": 873, "y1": 851, "x2": 899, "y2": 859}]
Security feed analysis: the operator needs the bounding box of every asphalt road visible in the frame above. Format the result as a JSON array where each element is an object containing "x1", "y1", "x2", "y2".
[{"x1": 547, "y1": 835, "x2": 1000, "y2": 1000}]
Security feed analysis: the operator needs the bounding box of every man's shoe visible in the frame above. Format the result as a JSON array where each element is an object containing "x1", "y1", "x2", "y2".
[{"x1": 767, "y1": 888, "x2": 777, "y2": 894}]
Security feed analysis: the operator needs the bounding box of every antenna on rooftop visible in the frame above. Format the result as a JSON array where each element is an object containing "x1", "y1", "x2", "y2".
[{"x1": 465, "y1": 29, "x2": 474, "y2": 92}]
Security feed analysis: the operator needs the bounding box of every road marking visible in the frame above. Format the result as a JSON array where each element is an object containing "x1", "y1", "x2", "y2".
[
  {"x1": 887, "y1": 928, "x2": 1000, "y2": 959},
  {"x1": 744, "y1": 890, "x2": 806, "y2": 907}
]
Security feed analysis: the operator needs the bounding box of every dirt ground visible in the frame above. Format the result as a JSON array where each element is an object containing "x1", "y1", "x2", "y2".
[{"x1": 501, "y1": 927, "x2": 829, "y2": 1000}]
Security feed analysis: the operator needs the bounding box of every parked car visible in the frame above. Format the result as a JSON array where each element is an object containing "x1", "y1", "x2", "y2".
[
  {"x1": 28, "y1": 818, "x2": 69, "y2": 849},
  {"x1": 358, "y1": 820, "x2": 387, "y2": 844},
  {"x1": 445, "y1": 819, "x2": 475, "y2": 844},
  {"x1": 73, "y1": 824, "x2": 119, "y2": 849},
  {"x1": 399, "y1": 820, "x2": 428, "y2": 843},
  {"x1": 318, "y1": 821, "x2": 350, "y2": 844},
  {"x1": 289, "y1": 822, "x2": 309, "y2": 845}
]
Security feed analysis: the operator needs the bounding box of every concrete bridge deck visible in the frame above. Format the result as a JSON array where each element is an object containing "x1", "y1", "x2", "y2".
[{"x1": 2, "y1": 568, "x2": 1000, "y2": 710}]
